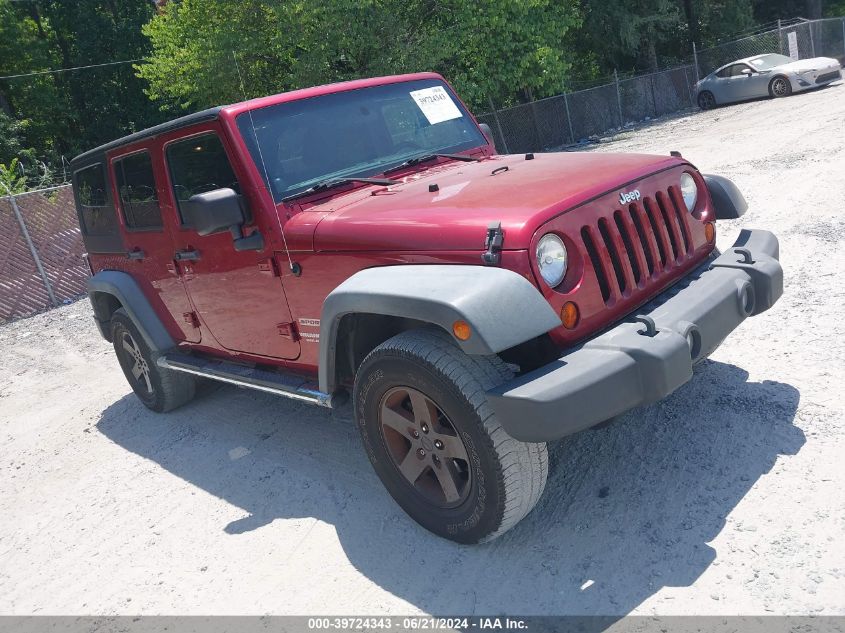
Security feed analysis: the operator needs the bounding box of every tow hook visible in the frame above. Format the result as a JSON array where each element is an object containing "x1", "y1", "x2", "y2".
[
  {"x1": 633, "y1": 315, "x2": 659, "y2": 337},
  {"x1": 482, "y1": 221, "x2": 504, "y2": 266}
]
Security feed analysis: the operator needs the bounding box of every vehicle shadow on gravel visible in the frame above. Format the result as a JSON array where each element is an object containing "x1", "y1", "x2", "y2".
[{"x1": 96, "y1": 359, "x2": 802, "y2": 616}]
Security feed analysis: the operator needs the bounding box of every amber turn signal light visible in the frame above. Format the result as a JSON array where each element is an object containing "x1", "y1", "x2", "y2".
[
  {"x1": 452, "y1": 320, "x2": 472, "y2": 341},
  {"x1": 705, "y1": 222, "x2": 716, "y2": 242},
  {"x1": 560, "y1": 302, "x2": 579, "y2": 329}
]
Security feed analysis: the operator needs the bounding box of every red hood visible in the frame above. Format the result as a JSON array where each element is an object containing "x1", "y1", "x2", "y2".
[{"x1": 286, "y1": 152, "x2": 686, "y2": 252}]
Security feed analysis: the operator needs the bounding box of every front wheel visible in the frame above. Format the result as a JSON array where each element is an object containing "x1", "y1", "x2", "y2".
[
  {"x1": 770, "y1": 76, "x2": 793, "y2": 98},
  {"x1": 354, "y1": 329, "x2": 548, "y2": 544}
]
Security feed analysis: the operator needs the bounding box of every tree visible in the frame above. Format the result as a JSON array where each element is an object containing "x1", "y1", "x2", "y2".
[
  {"x1": 0, "y1": 0, "x2": 163, "y2": 169},
  {"x1": 137, "y1": 0, "x2": 582, "y2": 112},
  {"x1": 578, "y1": 0, "x2": 683, "y2": 73}
]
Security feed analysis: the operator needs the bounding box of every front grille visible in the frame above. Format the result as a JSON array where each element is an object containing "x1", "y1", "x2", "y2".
[
  {"x1": 581, "y1": 187, "x2": 693, "y2": 305},
  {"x1": 816, "y1": 70, "x2": 841, "y2": 84}
]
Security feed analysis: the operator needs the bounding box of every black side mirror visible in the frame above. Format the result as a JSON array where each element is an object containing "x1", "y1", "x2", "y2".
[
  {"x1": 182, "y1": 187, "x2": 263, "y2": 251},
  {"x1": 478, "y1": 122, "x2": 497, "y2": 153}
]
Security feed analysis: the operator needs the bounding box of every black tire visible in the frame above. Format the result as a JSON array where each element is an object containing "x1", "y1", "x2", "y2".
[
  {"x1": 354, "y1": 329, "x2": 548, "y2": 544},
  {"x1": 770, "y1": 76, "x2": 793, "y2": 98},
  {"x1": 698, "y1": 91, "x2": 716, "y2": 110},
  {"x1": 111, "y1": 308, "x2": 195, "y2": 412}
]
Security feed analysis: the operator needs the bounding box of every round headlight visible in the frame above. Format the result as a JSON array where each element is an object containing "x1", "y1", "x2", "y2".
[
  {"x1": 536, "y1": 234, "x2": 568, "y2": 288},
  {"x1": 680, "y1": 172, "x2": 698, "y2": 211}
]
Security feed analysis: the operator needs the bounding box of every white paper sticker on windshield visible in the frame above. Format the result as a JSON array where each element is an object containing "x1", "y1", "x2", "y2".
[{"x1": 410, "y1": 86, "x2": 463, "y2": 125}]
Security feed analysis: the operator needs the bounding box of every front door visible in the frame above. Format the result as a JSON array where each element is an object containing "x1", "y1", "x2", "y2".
[{"x1": 164, "y1": 129, "x2": 300, "y2": 360}]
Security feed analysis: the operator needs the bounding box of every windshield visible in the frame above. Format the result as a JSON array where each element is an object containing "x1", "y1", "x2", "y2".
[
  {"x1": 748, "y1": 54, "x2": 793, "y2": 70},
  {"x1": 236, "y1": 79, "x2": 486, "y2": 203}
]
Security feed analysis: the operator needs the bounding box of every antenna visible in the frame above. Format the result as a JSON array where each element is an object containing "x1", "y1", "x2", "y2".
[{"x1": 232, "y1": 51, "x2": 297, "y2": 274}]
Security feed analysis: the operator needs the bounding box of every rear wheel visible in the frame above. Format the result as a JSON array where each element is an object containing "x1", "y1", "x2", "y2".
[
  {"x1": 697, "y1": 91, "x2": 716, "y2": 110},
  {"x1": 111, "y1": 309, "x2": 195, "y2": 412},
  {"x1": 770, "y1": 76, "x2": 792, "y2": 98},
  {"x1": 354, "y1": 329, "x2": 548, "y2": 544}
]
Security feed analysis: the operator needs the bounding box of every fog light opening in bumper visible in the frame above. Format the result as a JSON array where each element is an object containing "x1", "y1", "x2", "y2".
[
  {"x1": 738, "y1": 282, "x2": 756, "y2": 316},
  {"x1": 685, "y1": 327, "x2": 702, "y2": 360}
]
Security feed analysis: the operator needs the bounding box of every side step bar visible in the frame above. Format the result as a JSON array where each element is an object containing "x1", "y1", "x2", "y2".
[{"x1": 157, "y1": 353, "x2": 333, "y2": 407}]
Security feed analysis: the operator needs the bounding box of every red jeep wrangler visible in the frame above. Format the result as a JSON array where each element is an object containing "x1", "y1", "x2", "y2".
[{"x1": 71, "y1": 73, "x2": 782, "y2": 543}]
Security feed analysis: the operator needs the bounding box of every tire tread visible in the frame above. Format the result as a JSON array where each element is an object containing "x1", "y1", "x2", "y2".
[{"x1": 361, "y1": 328, "x2": 548, "y2": 542}]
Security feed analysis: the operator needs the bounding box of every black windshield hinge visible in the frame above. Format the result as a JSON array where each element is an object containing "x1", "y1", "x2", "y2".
[{"x1": 481, "y1": 221, "x2": 504, "y2": 266}]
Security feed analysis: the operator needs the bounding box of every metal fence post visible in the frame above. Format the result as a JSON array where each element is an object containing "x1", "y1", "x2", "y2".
[
  {"x1": 683, "y1": 66, "x2": 694, "y2": 107},
  {"x1": 778, "y1": 19, "x2": 784, "y2": 54},
  {"x1": 692, "y1": 42, "x2": 700, "y2": 82},
  {"x1": 614, "y1": 69, "x2": 623, "y2": 128},
  {"x1": 563, "y1": 92, "x2": 576, "y2": 144},
  {"x1": 3, "y1": 188, "x2": 59, "y2": 308},
  {"x1": 842, "y1": 17, "x2": 845, "y2": 58},
  {"x1": 809, "y1": 21, "x2": 816, "y2": 57},
  {"x1": 486, "y1": 96, "x2": 510, "y2": 155}
]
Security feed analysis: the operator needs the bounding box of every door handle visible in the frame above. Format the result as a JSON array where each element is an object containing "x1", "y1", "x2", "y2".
[{"x1": 174, "y1": 249, "x2": 200, "y2": 261}]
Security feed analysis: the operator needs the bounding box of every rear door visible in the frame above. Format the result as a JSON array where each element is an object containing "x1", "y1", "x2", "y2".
[
  {"x1": 163, "y1": 126, "x2": 300, "y2": 360},
  {"x1": 109, "y1": 145, "x2": 201, "y2": 343}
]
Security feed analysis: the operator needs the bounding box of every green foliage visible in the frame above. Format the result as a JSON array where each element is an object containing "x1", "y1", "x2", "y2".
[
  {"x1": 0, "y1": 158, "x2": 28, "y2": 195},
  {"x1": 0, "y1": 0, "x2": 165, "y2": 170},
  {"x1": 137, "y1": 0, "x2": 581, "y2": 112},
  {"x1": 824, "y1": 0, "x2": 845, "y2": 15}
]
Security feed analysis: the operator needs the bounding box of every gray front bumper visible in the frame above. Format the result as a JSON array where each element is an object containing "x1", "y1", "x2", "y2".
[{"x1": 488, "y1": 228, "x2": 783, "y2": 442}]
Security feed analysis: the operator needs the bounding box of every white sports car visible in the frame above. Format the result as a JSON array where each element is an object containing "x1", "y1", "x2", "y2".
[{"x1": 695, "y1": 53, "x2": 842, "y2": 110}]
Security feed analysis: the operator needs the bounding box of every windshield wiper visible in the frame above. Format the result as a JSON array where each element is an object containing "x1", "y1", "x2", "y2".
[
  {"x1": 281, "y1": 177, "x2": 399, "y2": 203},
  {"x1": 385, "y1": 153, "x2": 481, "y2": 174}
]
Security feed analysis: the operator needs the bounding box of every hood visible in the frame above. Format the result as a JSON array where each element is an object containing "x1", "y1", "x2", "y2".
[
  {"x1": 299, "y1": 152, "x2": 683, "y2": 252},
  {"x1": 779, "y1": 57, "x2": 840, "y2": 72}
]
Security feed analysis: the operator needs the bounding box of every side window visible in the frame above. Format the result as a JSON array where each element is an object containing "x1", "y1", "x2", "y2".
[
  {"x1": 74, "y1": 163, "x2": 118, "y2": 236},
  {"x1": 166, "y1": 133, "x2": 241, "y2": 225},
  {"x1": 113, "y1": 151, "x2": 162, "y2": 230},
  {"x1": 716, "y1": 65, "x2": 735, "y2": 78}
]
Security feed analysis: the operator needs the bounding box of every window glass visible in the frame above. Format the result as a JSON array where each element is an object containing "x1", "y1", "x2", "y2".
[
  {"x1": 74, "y1": 163, "x2": 118, "y2": 235},
  {"x1": 166, "y1": 133, "x2": 240, "y2": 224},
  {"x1": 717, "y1": 65, "x2": 737, "y2": 78},
  {"x1": 114, "y1": 151, "x2": 162, "y2": 230},
  {"x1": 237, "y1": 79, "x2": 486, "y2": 202}
]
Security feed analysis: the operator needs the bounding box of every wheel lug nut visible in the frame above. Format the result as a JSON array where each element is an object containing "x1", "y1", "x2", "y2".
[
  {"x1": 418, "y1": 448, "x2": 426, "y2": 457},
  {"x1": 434, "y1": 440, "x2": 443, "y2": 450},
  {"x1": 412, "y1": 430, "x2": 420, "y2": 438},
  {"x1": 421, "y1": 424, "x2": 429, "y2": 433}
]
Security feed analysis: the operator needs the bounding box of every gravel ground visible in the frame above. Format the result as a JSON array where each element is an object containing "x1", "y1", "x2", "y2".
[{"x1": 1, "y1": 84, "x2": 844, "y2": 617}]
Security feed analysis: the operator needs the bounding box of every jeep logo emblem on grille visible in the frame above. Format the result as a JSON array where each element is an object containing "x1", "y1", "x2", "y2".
[{"x1": 619, "y1": 189, "x2": 641, "y2": 205}]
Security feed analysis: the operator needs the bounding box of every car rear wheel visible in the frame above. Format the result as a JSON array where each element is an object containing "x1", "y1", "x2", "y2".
[
  {"x1": 770, "y1": 77, "x2": 792, "y2": 98},
  {"x1": 353, "y1": 329, "x2": 548, "y2": 544},
  {"x1": 111, "y1": 308, "x2": 196, "y2": 412}
]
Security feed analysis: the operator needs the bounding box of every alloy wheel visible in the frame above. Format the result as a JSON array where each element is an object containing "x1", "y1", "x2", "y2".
[
  {"x1": 772, "y1": 78, "x2": 789, "y2": 97},
  {"x1": 378, "y1": 386, "x2": 472, "y2": 507},
  {"x1": 120, "y1": 331, "x2": 153, "y2": 394}
]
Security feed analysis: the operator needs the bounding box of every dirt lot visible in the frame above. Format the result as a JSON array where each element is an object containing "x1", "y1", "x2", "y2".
[{"x1": 2, "y1": 84, "x2": 844, "y2": 617}]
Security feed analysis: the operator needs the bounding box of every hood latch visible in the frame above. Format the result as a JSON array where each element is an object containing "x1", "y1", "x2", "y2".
[{"x1": 481, "y1": 221, "x2": 504, "y2": 266}]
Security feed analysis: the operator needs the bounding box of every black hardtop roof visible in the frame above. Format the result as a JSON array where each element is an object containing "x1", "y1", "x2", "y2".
[{"x1": 69, "y1": 105, "x2": 224, "y2": 168}]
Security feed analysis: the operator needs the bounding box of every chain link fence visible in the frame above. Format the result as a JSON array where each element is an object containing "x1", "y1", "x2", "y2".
[
  {"x1": 0, "y1": 184, "x2": 88, "y2": 323},
  {"x1": 478, "y1": 17, "x2": 845, "y2": 155}
]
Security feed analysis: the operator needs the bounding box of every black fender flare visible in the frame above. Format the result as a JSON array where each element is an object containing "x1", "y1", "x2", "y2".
[
  {"x1": 704, "y1": 174, "x2": 748, "y2": 220},
  {"x1": 87, "y1": 270, "x2": 175, "y2": 353},
  {"x1": 318, "y1": 265, "x2": 562, "y2": 394}
]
